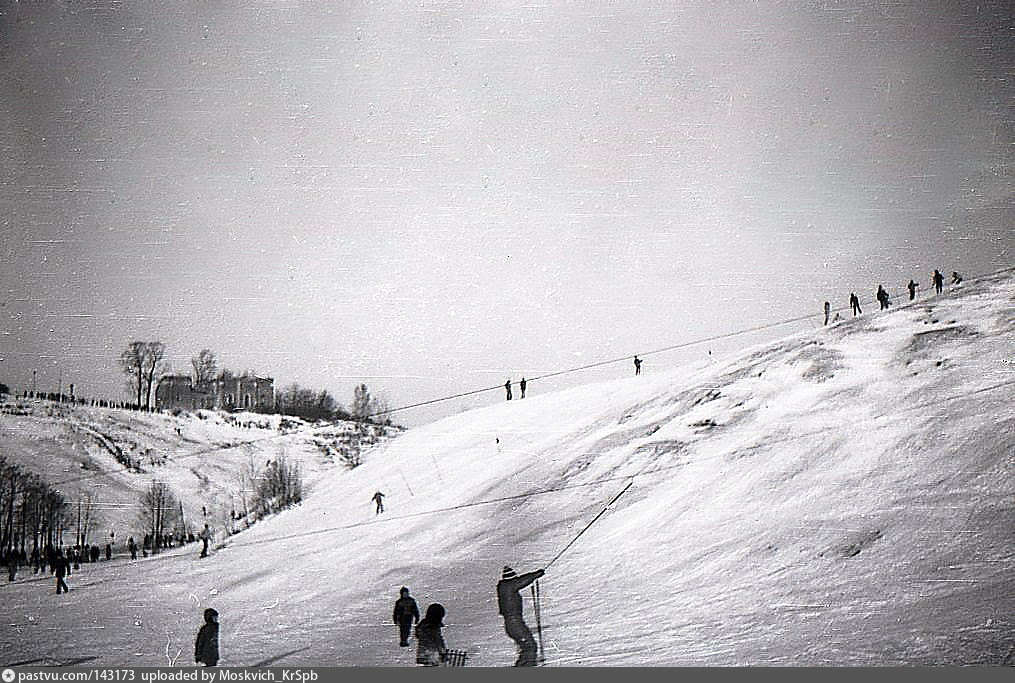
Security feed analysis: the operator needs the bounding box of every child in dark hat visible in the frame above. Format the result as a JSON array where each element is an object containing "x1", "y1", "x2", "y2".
[
  {"x1": 195, "y1": 608, "x2": 220, "y2": 666},
  {"x1": 415, "y1": 603, "x2": 447, "y2": 666}
]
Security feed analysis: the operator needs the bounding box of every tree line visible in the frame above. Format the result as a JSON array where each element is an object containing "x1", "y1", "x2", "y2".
[{"x1": 0, "y1": 455, "x2": 73, "y2": 561}]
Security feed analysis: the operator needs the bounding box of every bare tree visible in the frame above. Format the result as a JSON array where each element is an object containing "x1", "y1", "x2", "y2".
[
  {"x1": 120, "y1": 341, "x2": 147, "y2": 408},
  {"x1": 191, "y1": 349, "x2": 218, "y2": 388},
  {"x1": 75, "y1": 492, "x2": 95, "y2": 547},
  {"x1": 143, "y1": 341, "x2": 166, "y2": 411},
  {"x1": 138, "y1": 481, "x2": 180, "y2": 554},
  {"x1": 251, "y1": 456, "x2": 303, "y2": 517}
]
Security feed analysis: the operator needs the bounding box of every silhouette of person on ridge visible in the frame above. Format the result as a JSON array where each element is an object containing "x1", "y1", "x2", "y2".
[
  {"x1": 849, "y1": 292, "x2": 862, "y2": 316},
  {"x1": 933, "y1": 269, "x2": 944, "y2": 294},
  {"x1": 519, "y1": 377, "x2": 527, "y2": 399},
  {"x1": 907, "y1": 280, "x2": 918, "y2": 301},
  {"x1": 876, "y1": 285, "x2": 890, "y2": 310},
  {"x1": 505, "y1": 380, "x2": 512, "y2": 401},
  {"x1": 372, "y1": 491, "x2": 385, "y2": 514},
  {"x1": 633, "y1": 356, "x2": 642, "y2": 376},
  {"x1": 497, "y1": 565, "x2": 545, "y2": 667}
]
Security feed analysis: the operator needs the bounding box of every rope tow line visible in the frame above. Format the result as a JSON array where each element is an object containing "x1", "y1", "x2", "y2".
[{"x1": 544, "y1": 479, "x2": 635, "y2": 572}]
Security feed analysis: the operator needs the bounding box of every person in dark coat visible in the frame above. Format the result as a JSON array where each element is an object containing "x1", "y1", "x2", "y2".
[
  {"x1": 194, "y1": 608, "x2": 220, "y2": 667},
  {"x1": 519, "y1": 377, "x2": 527, "y2": 399},
  {"x1": 907, "y1": 280, "x2": 918, "y2": 300},
  {"x1": 393, "y1": 586, "x2": 421, "y2": 647},
  {"x1": 876, "y1": 285, "x2": 890, "y2": 310},
  {"x1": 951, "y1": 271, "x2": 962, "y2": 285},
  {"x1": 199, "y1": 523, "x2": 212, "y2": 558},
  {"x1": 372, "y1": 491, "x2": 385, "y2": 514},
  {"x1": 497, "y1": 565, "x2": 544, "y2": 667},
  {"x1": 128, "y1": 537, "x2": 137, "y2": 561},
  {"x1": 933, "y1": 269, "x2": 944, "y2": 294},
  {"x1": 90, "y1": 545, "x2": 100, "y2": 563},
  {"x1": 504, "y1": 379, "x2": 512, "y2": 401},
  {"x1": 633, "y1": 356, "x2": 642, "y2": 376},
  {"x1": 105, "y1": 544, "x2": 112, "y2": 561},
  {"x1": 415, "y1": 603, "x2": 447, "y2": 667},
  {"x1": 53, "y1": 550, "x2": 70, "y2": 594},
  {"x1": 849, "y1": 292, "x2": 862, "y2": 316},
  {"x1": 823, "y1": 301, "x2": 831, "y2": 325}
]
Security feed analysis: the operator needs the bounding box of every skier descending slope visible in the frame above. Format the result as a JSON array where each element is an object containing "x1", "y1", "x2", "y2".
[{"x1": 497, "y1": 566, "x2": 545, "y2": 666}]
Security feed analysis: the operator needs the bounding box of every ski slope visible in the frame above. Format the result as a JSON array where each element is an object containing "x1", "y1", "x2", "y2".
[{"x1": 2, "y1": 272, "x2": 1013, "y2": 666}]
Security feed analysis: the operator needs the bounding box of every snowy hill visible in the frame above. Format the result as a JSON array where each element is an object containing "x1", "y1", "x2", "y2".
[
  {"x1": 2, "y1": 272, "x2": 1013, "y2": 666},
  {"x1": 0, "y1": 402, "x2": 393, "y2": 542}
]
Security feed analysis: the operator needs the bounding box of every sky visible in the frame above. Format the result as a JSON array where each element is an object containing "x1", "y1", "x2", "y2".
[{"x1": 1, "y1": 0, "x2": 1011, "y2": 425}]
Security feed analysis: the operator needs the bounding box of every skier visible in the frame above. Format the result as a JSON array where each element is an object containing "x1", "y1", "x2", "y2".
[
  {"x1": 849, "y1": 292, "x2": 862, "y2": 316},
  {"x1": 951, "y1": 271, "x2": 962, "y2": 285},
  {"x1": 199, "y1": 523, "x2": 212, "y2": 558},
  {"x1": 933, "y1": 269, "x2": 944, "y2": 294},
  {"x1": 415, "y1": 603, "x2": 447, "y2": 667},
  {"x1": 53, "y1": 550, "x2": 70, "y2": 594},
  {"x1": 633, "y1": 356, "x2": 642, "y2": 376},
  {"x1": 823, "y1": 301, "x2": 831, "y2": 326},
  {"x1": 392, "y1": 586, "x2": 421, "y2": 647},
  {"x1": 519, "y1": 377, "x2": 527, "y2": 399},
  {"x1": 876, "y1": 285, "x2": 890, "y2": 310},
  {"x1": 372, "y1": 491, "x2": 385, "y2": 514},
  {"x1": 505, "y1": 379, "x2": 512, "y2": 401},
  {"x1": 497, "y1": 565, "x2": 545, "y2": 667},
  {"x1": 907, "y1": 280, "x2": 918, "y2": 301},
  {"x1": 194, "y1": 608, "x2": 220, "y2": 667}
]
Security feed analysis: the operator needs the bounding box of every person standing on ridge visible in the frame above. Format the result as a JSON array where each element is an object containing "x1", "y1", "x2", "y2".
[
  {"x1": 633, "y1": 356, "x2": 642, "y2": 376},
  {"x1": 372, "y1": 490, "x2": 386, "y2": 514},
  {"x1": 505, "y1": 379, "x2": 512, "y2": 401},
  {"x1": 876, "y1": 285, "x2": 890, "y2": 310},
  {"x1": 519, "y1": 377, "x2": 527, "y2": 399},
  {"x1": 497, "y1": 565, "x2": 545, "y2": 667},
  {"x1": 823, "y1": 301, "x2": 831, "y2": 325},
  {"x1": 194, "y1": 608, "x2": 220, "y2": 667},
  {"x1": 393, "y1": 586, "x2": 421, "y2": 647},
  {"x1": 907, "y1": 280, "x2": 918, "y2": 301},
  {"x1": 849, "y1": 292, "x2": 862, "y2": 316},
  {"x1": 933, "y1": 269, "x2": 944, "y2": 294}
]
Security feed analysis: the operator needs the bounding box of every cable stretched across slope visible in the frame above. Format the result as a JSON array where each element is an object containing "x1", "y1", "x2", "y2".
[{"x1": 47, "y1": 264, "x2": 1015, "y2": 490}]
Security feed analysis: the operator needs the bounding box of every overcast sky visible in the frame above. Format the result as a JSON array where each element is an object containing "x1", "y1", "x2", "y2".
[{"x1": 1, "y1": 0, "x2": 1011, "y2": 425}]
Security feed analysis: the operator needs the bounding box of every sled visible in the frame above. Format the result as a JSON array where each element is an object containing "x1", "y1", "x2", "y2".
[{"x1": 441, "y1": 649, "x2": 469, "y2": 667}]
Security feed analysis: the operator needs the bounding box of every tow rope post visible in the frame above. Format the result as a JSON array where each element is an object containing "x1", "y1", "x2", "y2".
[{"x1": 532, "y1": 580, "x2": 545, "y2": 666}]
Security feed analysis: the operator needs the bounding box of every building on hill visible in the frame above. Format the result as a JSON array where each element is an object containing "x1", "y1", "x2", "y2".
[{"x1": 155, "y1": 372, "x2": 274, "y2": 413}]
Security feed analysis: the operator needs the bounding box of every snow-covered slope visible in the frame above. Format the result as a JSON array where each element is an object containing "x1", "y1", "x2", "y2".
[
  {"x1": 0, "y1": 402, "x2": 389, "y2": 540},
  {"x1": 2, "y1": 272, "x2": 1012, "y2": 666}
]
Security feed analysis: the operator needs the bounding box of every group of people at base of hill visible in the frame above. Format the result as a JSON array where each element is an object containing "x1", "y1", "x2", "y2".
[
  {"x1": 6, "y1": 542, "x2": 122, "y2": 591},
  {"x1": 191, "y1": 566, "x2": 546, "y2": 668},
  {"x1": 825, "y1": 269, "x2": 962, "y2": 325},
  {"x1": 7, "y1": 524, "x2": 217, "y2": 594},
  {"x1": 388, "y1": 565, "x2": 546, "y2": 667}
]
